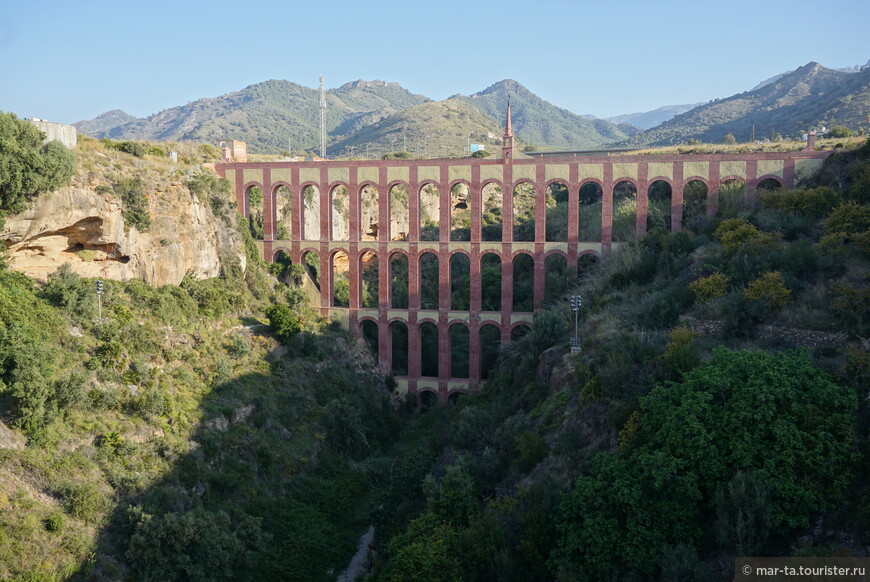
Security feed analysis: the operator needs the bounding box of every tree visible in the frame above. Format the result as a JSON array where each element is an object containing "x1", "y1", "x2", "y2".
[
  {"x1": 0, "y1": 112, "x2": 75, "y2": 216},
  {"x1": 828, "y1": 125, "x2": 853, "y2": 138},
  {"x1": 722, "y1": 132, "x2": 737, "y2": 145}
]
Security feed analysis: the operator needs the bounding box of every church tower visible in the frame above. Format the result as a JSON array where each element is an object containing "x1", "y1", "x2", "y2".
[{"x1": 502, "y1": 97, "x2": 515, "y2": 164}]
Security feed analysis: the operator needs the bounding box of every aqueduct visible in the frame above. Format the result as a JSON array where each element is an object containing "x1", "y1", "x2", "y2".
[{"x1": 215, "y1": 117, "x2": 829, "y2": 404}]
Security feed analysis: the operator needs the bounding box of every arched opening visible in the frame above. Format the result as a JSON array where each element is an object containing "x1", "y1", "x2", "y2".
[
  {"x1": 513, "y1": 181, "x2": 536, "y2": 242},
  {"x1": 757, "y1": 177, "x2": 782, "y2": 191},
  {"x1": 579, "y1": 182, "x2": 603, "y2": 242},
  {"x1": 271, "y1": 250, "x2": 294, "y2": 284},
  {"x1": 447, "y1": 392, "x2": 463, "y2": 406},
  {"x1": 683, "y1": 180, "x2": 708, "y2": 231},
  {"x1": 419, "y1": 252, "x2": 439, "y2": 310},
  {"x1": 480, "y1": 253, "x2": 502, "y2": 311},
  {"x1": 246, "y1": 185, "x2": 264, "y2": 239},
  {"x1": 511, "y1": 324, "x2": 531, "y2": 342},
  {"x1": 389, "y1": 183, "x2": 410, "y2": 241},
  {"x1": 647, "y1": 180, "x2": 672, "y2": 233},
  {"x1": 512, "y1": 253, "x2": 534, "y2": 312},
  {"x1": 449, "y1": 323, "x2": 469, "y2": 379},
  {"x1": 613, "y1": 181, "x2": 637, "y2": 242},
  {"x1": 360, "y1": 184, "x2": 380, "y2": 241},
  {"x1": 544, "y1": 254, "x2": 568, "y2": 303},
  {"x1": 450, "y1": 183, "x2": 471, "y2": 241},
  {"x1": 719, "y1": 179, "x2": 747, "y2": 218},
  {"x1": 301, "y1": 250, "x2": 320, "y2": 290},
  {"x1": 450, "y1": 253, "x2": 470, "y2": 310},
  {"x1": 419, "y1": 183, "x2": 440, "y2": 241},
  {"x1": 545, "y1": 181, "x2": 569, "y2": 241},
  {"x1": 391, "y1": 321, "x2": 408, "y2": 376},
  {"x1": 361, "y1": 320, "x2": 379, "y2": 359},
  {"x1": 390, "y1": 253, "x2": 409, "y2": 309},
  {"x1": 577, "y1": 253, "x2": 600, "y2": 280},
  {"x1": 274, "y1": 185, "x2": 291, "y2": 240},
  {"x1": 420, "y1": 390, "x2": 438, "y2": 411},
  {"x1": 359, "y1": 251, "x2": 379, "y2": 308},
  {"x1": 480, "y1": 323, "x2": 501, "y2": 380},
  {"x1": 481, "y1": 182, "x2": 503, "y2": 241},
  {"x1": 331, "y1": 185, "x2": 349, "y2": 241},
  {"x1": 331, "y1": 251, "x2": 349, "y2": 307},
  {"x1": 420, "y1": 322, "x2": 439, "y2": 377},
  {"x1": 302, "y1": 185, "x2": 320, "y2": 241}
]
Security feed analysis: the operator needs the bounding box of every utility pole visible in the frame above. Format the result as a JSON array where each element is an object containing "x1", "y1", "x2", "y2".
[
  {"x1": 570, "y1": 294, "x2": 581, "y2": 352},
  {"x1": 319, "y1": 75, "x2": 326, "y2": 158}
]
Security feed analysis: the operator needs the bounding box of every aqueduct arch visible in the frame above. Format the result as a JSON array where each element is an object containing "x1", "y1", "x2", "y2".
[{"x1": 217, "y1": 132, "x2": 829, "y2": 401}]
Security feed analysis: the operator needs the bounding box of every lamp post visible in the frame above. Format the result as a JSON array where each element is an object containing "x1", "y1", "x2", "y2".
[
  {"x1": 96, "y1": 280, "x2": 104, "y2": 325},
  {"x1": 569, "y1": 294, "x2": 581, "y2": 352}
]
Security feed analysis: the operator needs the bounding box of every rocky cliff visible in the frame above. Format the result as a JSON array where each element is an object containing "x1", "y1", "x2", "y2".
[{"x1": 1, "y1": 145, "x2": 245, "y2": 286}]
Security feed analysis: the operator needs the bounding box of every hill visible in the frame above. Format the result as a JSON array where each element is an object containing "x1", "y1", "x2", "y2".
[
  {"x1": 629, "y1": 62, "x2": 870, "y2": 145},
  {"x1": 455, "y1": 79, "x2": 641, "y2": 149},
  {"x1": 606, "y1": 102, "x2": 702, "y2": 130},
  {"x1": 329, "y1": 98, "x2": 509, "y2": 158},
  {"x1": 75, "y1": 79, "x2": 429, "y2": 154}
]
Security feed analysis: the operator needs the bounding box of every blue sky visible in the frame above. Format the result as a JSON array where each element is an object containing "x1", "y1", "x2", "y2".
[{"x1": 2, "y1": 0, "x2": 868, "y2": 124}]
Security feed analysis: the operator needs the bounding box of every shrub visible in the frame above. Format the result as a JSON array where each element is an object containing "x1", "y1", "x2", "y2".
[
  {"x1": 715, "y1": 218, "x2": 779, "y2": 257},
  {"x1": 44, "y1": 512, "x2": 65, "y2": 533},
  {"x1": 759, "y1": 186, "x2": 841, "y2": 218},
  {"x1": 745, "y1": 271, "x2": 791, "y2": 309},
  {"x1": 661, "y1": 327, "x2": 699, "y2": 381},
  {"x1": 60, "y1": 482, "x2": 105, "y2": 523},
  {"x1": 514, "y1": 430, "x2": 548, "y2": 472},
  {"x1": 819, "y1": 202, "x2": 870, "y2": 258},
  {"x1": 266, "y1": 304, "x2": 302, "y2": 345},
  {"x1": 689, "y1": 272, "x2": 731, "y2": 303},
  {"x1": 113, "y1": 176, "x2": 151, "y2": 232}
]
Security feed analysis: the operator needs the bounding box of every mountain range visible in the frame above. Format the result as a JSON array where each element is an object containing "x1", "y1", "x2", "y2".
[{"x1": 75, "y1": 60, "x2": 870, "y2": 155}]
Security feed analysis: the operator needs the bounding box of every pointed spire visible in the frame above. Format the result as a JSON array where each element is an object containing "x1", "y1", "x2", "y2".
[{"x1": 502, "y1": 93, "x2": 515, "y2": 164}]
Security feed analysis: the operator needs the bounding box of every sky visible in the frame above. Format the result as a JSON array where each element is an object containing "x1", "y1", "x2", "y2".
[{"x1": 2, "y1": 0, "x2": 869, "y2": 124}]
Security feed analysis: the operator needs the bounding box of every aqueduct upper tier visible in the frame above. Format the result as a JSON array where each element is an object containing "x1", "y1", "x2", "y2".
[{"x1": 215, "y1": 143, "x2": 829, "y2": 404}]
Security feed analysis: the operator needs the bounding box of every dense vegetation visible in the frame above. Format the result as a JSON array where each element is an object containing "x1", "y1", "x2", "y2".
[{"x1": 1, "y1": 131, "x2": 868, "y2": 581}]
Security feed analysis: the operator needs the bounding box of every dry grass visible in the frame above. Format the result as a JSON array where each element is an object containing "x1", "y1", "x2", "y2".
[{"x1": 622, "y1": 137, "x2": 866, "y2": 156}]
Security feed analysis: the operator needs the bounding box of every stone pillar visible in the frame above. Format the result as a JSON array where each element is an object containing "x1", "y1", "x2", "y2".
[
  {"x1": 469, "y1": 249, "x2": 482, "y2": 312},
  {"x1": 348, "y1": 245, "x2": 361, "y2": 310},
  {"x1": 263, "y1": 170, "x2": 274, "y2": 241},
  {"x1": 468, "y1": 317, "x2": 481, "y2": 382},
  {"x1": 379, "y1": 317, "x2": 391, "y2": 375},
  {"x1": 671, "y1": 163, "x2": 684, "y2": 232},
  {"x1": 601, "y1": 164, "x2": 614, "y2": 249},
  {"x1": 408, "y1": 248, "x2": 420, "y2": 310},
  {"x1": 636, "y1": 182, "x2": 648, "y2": 240},
  {"x1": 438, "y1": 318, "x2": 450, "y2": 380},
  {"x1": 708, "y1": 163, "x2": 720, "y2": 217},
  {"x1": 501, "y1": 253, "x2": 513, "y2": 313},
  {"x1": 408, "y1": 314, "x2": 420, "y2": 378}
]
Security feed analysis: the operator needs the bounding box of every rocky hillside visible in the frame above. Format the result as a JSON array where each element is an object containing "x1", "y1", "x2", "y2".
[
  {"x1": 1, "y1": 138, "x2": 244, "y2": 285},
  {"x1": 455, "y1": 79, "x2": 641, "y2": 149},
  {"x1": 629, "y1": 62, "x2": 870, "y2": 145},
  {"x1": 75, "y1": 79, "x2": 429, "y2": 155}
]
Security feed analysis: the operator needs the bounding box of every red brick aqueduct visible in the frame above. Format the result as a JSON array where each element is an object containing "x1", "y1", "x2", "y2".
[{"x1": 215, "y1": 123, "x2": 830, "y2": 405}]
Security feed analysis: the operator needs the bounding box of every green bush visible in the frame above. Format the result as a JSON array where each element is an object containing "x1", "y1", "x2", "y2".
[
  {"x1": 266, "y1": 304, "x2": 302, "y2": 345},
  {"x1": 44, "y1": 512, "x2": 65, "y2": 533},
  {"x1": 759, "y1": 186, "x2": 841, "y2": 218},
  {"x1": 745, "y1": 271, "x2": 791, "y2": 309},
  {"x1": 113, "y1": 176, "x2": 151, "y2": 231},
  {"x1": 60, "y1": 482, "x2": 105, "y2": 523},
  {"x1": 690, "y1": 272, "x2": 731, "y2": 303}
]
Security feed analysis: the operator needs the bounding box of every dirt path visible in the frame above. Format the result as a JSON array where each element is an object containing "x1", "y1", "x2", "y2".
[{"x1": 337, "y1": 525, "x2": 374, "y2": 582}]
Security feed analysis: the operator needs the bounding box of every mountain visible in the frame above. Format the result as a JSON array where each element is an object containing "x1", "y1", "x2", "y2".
[
  {"x1": 328, "y1": 98, "x2": 508, "y2": 158},
  {"x1": 455, "y1": 80, "x2": 640, "y2": 149},
  {"x1": 75, "y1": 79, "x2": 429, "y2": 154},
  {"x1": 606, "y1": 103, "x2": 703, "y2": 130},
  {"x1": 628, "y1": 62, "x2": 870, "y2": 146},
  {"x1": 753, "y1": 59, "x2": 870, "y2": 91}
]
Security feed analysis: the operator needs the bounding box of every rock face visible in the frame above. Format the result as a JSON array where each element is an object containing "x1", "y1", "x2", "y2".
[{"x1": 1, "y1": 170, "x2": 245, "y2": 286}]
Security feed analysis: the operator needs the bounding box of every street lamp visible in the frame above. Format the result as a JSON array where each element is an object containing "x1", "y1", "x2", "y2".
[
  {"x1": 569, "y1": 294, "x2": 581, "y2": 352},
  {"x1": 96, "y1": 279, "x2": 104, "y2": 324}
]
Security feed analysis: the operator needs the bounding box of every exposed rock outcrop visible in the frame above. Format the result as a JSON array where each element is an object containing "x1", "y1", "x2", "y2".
[{"x1": 1, "y1": 162, "x2": 245, "y2": 285}]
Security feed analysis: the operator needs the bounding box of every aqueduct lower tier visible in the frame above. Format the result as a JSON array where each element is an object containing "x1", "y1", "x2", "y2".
[{"x1": 216, "y1": 149, "x2": 829, "y2": 403}]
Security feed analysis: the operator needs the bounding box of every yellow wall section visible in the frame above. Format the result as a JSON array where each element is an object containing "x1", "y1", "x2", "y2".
[
  {"x1": 449, "y1": 166, "x2": 472, "y2": 183},
  {"x1": 358, "y1": 167, "x2": 379, "y2": 184},
  {"x1": 682, "y1": 161, "x2": 709, "y2": 180},
  {"x1": 243, "y1": 168, "x2": 263, "y2": 185},
  {"x1": 271, "y1": 168, "x2": 292, "y2": 184},
  {"x1": 387, "y1": 166, "x2": 409, "y2": 183},
  {"x1": 577, "y1": 164, "x2": 603, "y2": 181},
  {"x1": 795, "y1": 158, "x2": 824, "y2": 181},
  {"x1": 448, "y1": 242, "x2": 473, "y2": 252},
  {"x1": 418, "y1": 166, "x2": 440, "y2": 183},
  {"x1": 512, "y1": 164, "x2": 536, "y2": 182},
  {"x1": 612, "y1": 163, "x2": 638, "y2": 181},
  {"x1": 299, "y1": 168, "x2": 320, "y2": 184},
  {"x1": 720, "y1": 161, "x2": 746, "y2": 178},
  {"x1": 223, "y1": 169, "x2": 235, "y2": 184},
  {"x1": 647, "y1": 162, "x2": 673, "y2": 181},
  {"x1": 479, "y1": 165, "x2": 504, "y2": 182},
  {"x1": 545, "y1": 164, "x2": 569, "y2": 182},
  {"x1": 757, "y1": 159, "x2": 784, "y2": 178},
  {"x1": 328, "y1": 167, "x2": 349, "y2": 184}
]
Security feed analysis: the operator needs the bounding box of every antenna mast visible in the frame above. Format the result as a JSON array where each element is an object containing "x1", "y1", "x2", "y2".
[{"x1": 319, "y1": 75, "x2": 326, "y2": 158}]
